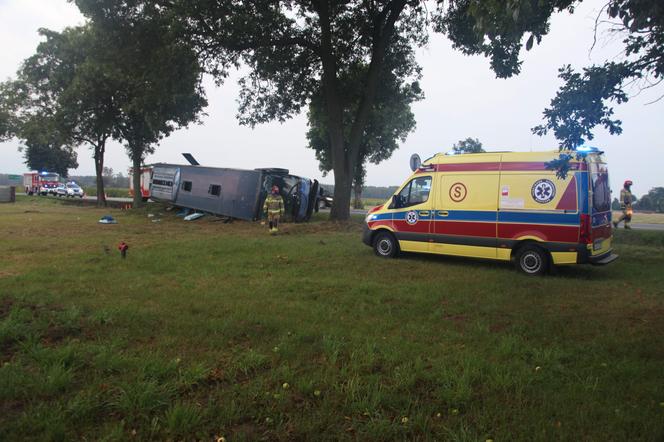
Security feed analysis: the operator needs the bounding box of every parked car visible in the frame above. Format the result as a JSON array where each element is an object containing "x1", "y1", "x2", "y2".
[
  {"x1": 39, "y1": 183, "x2": 58, "y2": 196},
  {"x1": 55, "y1": 183, "x2": 68, "y2": 197},
  {"x1": 317, "y1": 188, "x2": 333, "y2": 210},
  {"x1": 65, "y1": 182, "x2": 84, "y2": 198}
]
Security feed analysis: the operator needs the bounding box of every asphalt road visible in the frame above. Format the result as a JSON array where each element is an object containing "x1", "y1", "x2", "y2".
[{"x1": 628, "y1": 223, "x2": 664, "y2": 231}]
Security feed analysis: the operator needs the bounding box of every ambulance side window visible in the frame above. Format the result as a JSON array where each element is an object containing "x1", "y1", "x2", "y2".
[{"x1": 393, "y1": 176, "x2": 431, "y2": 209}]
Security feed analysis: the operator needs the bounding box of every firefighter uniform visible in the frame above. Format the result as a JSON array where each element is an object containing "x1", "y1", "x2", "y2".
[
  {"x1": 263, "y1": 192, "x2": 284, "y2": 233},
  {"x1": 614, "y1": 181, "x2": 633, "y2": 229}
]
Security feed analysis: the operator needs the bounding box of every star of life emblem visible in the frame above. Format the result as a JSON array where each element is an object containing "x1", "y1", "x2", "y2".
[
  {"x1": 531, "y1": 179, "x2": 556, "y2": 204},
  {"x1": 405, "y1": 210, "x2": 419, "y2": 225}
]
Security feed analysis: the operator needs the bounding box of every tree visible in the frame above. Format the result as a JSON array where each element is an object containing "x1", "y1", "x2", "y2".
[
  {"x1": 636, "y1": 187, "x2": 664, "y2": 213},
  {"x1": 78, "y1": 0, "x2": 431, "y2": 219},
  {"x1": 9, "y1": 26, "x2": 123, "y2": 206},
  {"x1": 84, "y1": 0, "x2": 607, "y2": 219},
  {"x1": 306, "y1": 59, "x2": 423, "y2": 209},
  {"x1": 0, "y1": 85, "x2": 13, "y2": 142},
  {"x1": 74, "y1": 2, "x2": 208, "y2": 208},
  {"x1": 1, "y1": 74, "x2": 78, "y2": 177},
  {"x1": 533, "y1": 0, "x2": 664, "y2": 148},
  {"x1": 19, "y1": 115, "x2": 79, "y2": 177},
  {"x1": 102, "y1": 167, "x2": 114, "y2": 186},
  {"x1": 452, "y1": 137, "x2": 485, "y2": 154}
]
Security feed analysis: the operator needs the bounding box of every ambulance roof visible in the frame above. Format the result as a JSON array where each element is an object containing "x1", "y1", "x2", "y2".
[{"x1": 423, "y1": 150, "x2": 595, "y2": 166}]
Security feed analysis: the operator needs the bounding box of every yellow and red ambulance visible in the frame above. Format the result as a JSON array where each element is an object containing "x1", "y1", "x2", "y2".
[{"x1": 362, "y1": 149, "x2": 617, "y2": 274}]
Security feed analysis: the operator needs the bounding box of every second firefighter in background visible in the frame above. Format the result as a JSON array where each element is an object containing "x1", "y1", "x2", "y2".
[
  {"x1": 613, "y1": 180, "x2": 633, "y2": 229},
  {"x1": 263, "y1": 185, "x2": 284, "y2": 234}
]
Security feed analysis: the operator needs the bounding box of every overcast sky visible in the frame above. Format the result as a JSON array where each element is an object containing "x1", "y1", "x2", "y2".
[{"x1": 1, "y1": 0, "x2": 662, "y2": 196}]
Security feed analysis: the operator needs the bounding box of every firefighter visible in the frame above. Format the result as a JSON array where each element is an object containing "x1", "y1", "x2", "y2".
[
  {"x1": 613, "y1": 180, "x2": 633, "y2": 229},
  {"x1": 263, "y1": 185, "x2": 284, "y2": 234}
]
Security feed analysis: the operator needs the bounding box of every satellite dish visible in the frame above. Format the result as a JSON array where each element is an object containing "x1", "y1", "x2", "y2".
[{"x1": 409, "y1": 154, "x2": 421, "y2": 171}]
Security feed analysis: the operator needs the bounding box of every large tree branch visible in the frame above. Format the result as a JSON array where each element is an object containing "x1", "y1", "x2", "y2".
[
  {"x1": 347, "y1": 0, "x2": 408, "y2": 165},
  {"x1": 315, "y1": 0, "x2": 345, "y2": 172}
]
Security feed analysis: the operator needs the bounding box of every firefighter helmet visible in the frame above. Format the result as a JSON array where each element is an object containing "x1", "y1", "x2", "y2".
[{"x1": 624, "y1": 180, "x2": 633, "y2": 187}]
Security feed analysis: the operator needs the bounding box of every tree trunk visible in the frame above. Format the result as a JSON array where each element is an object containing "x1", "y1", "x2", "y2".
[
  {"x1": 353, "y1": 180, "x2": 363, "y2": 209},
  {"x1": 94, "y1": 142, "x2": 107, "y2": 207},
  {"x1": 132, "y1": 155, "x2": 143, "y2": 208},
  {"x1": 330, "y1": 170, "x2": 353, "y2": 220},
  {"x1": 318, "y1": 0, "x2": 353, "y2": 221}
]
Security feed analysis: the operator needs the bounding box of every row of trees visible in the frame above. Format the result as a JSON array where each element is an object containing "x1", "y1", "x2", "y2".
[
  {"x1": 2, "y1": 0, "x2": 662, "y2": 218},
  {"x1": 1, "y1": 13, "x2": 207, "y2": 206}
]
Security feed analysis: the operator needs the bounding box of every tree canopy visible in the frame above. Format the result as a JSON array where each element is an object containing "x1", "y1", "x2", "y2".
[
  {"x1": 533, "y1": 0, "x2": 664, "y2": 148},
  {"x1": 50, "y1": 0, "x2": 662, "y2": 216},
  {"x1": 5, "y1": 25, "x2": 124, "y2": 205},
  {"x1": 636, "y1": 187, "x2": 664, "y2": 213},
  {"x1": 74, "y1": 4, "x2": 208, "y2": 207},
  {"x1": 18, "y1": 114, "x2": 79, "y2": 177},
  {"x1": 85, "y1": 0, "x2": 580, "y2": 219}
]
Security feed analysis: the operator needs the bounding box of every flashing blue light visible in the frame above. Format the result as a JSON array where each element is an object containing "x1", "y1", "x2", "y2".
[
  {"x1": 445, "y1": 150, "x2": 457, "y2": 156},
  {"x1": 576, "y1": 145, "x2": 599, "y2": 153},
  {"x1": 41, "y1": 171, "x2": 48, "y2": 175}
]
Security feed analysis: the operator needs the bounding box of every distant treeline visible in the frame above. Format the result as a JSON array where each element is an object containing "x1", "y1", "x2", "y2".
[
  {"x1": 70, "y1": 174, "x2": 130, "y2": 188},
  {"x1": 319, "y1": 184, "x2": 398, "y2": 199}
]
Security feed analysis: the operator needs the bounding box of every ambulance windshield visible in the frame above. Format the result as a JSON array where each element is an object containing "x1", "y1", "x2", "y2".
[
  {"x1": 393, "y1": 176, "x2": 431, "y2": 208},
  {"x1": 589, "y1": 162, "x2": 611, "y2": 213}
]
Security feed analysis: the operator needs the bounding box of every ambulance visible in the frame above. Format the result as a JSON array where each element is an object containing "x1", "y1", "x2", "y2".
[{"x1": 362, "y1": 148, "x2": 617, "y2": 275}]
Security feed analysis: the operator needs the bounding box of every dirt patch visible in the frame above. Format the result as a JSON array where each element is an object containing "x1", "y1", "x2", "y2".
[
  {"x1": 41, "y1": 324, "x2": 81, "y2": 347},
  {"x1": 489, "y1": 321, "x2": 512, "y2": 333},
  {"x1": 0, "y1": 270, "x2": 22, "y2": 279},
  {"x1": 442, "y1": 314, "x2": 467, "y2": 324},
  {"x1": 0, "y1": 297, "x2": 14, "y2": 319}
]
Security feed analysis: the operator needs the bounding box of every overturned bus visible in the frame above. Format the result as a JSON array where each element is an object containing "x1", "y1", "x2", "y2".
[{"x1": 149, "y1": 163, "x2": 320, "y2": 222}]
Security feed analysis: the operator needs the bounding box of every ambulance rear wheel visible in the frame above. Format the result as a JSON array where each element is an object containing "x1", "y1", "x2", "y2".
[
  {"x1": 374, "y1": 231, "x2": 398, "y2": 258},
  {"x1": 516, "y1": 245, "x2": 549, "y2": 275}
]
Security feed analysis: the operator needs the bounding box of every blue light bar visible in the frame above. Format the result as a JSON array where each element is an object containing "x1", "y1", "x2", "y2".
[{"x1": 576, "y1": 145, "x2": 599, "y2": 152}]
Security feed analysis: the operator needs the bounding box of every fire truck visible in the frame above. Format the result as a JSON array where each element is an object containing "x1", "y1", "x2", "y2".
[
  {"x1": 129, "y1": 167, "x2": 152, "y2": 201},
  {"x1": 23, "y1": 171, "x2": 61, "y2": 195}
]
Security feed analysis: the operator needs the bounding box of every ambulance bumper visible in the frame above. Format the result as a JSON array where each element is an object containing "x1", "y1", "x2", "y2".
[
  {"x1": 362, "y1": 224, "x2": 373, "y2": 246},
  {"x1": 579, "y1": 248, "x2": 619, "y2": 265}
]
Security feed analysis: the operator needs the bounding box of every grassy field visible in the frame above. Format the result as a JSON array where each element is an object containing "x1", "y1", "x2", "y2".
[
  {"x1": 82, "y1": 187, "x2": 130, "y2": 198},
  {"x1": 612, "y1": 211, "x2": 664, "y2": 224},
  {"x1": 1, "y1": 197, "x2": 663, "y2": 441}
]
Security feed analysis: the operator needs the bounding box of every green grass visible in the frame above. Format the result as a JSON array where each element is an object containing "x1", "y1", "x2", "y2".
[
  {"x1": 613, "y1": 211, "x2": 664, "y2": 224},
  {"x1": 1, "y1": 198, "x2": 663, "y2": 440},
  {"x1": 82, "y1": 186, "x2": 130, "y2": 197}
]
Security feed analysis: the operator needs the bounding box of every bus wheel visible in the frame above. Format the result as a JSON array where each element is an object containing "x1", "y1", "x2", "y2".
[
  {"x1": 516, "y1": 245, "x2": 548, "y2": 275},
  {"x1": 374, "y1": 231, "x2": 398, "y2": 258}
]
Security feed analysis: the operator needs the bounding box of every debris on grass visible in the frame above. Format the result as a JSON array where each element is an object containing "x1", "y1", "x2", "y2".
[
  {"x1": 98, "y1": 215, "x2": 117, "y2": 224},
  {"x1": 184, "y1": 212, "x2": 205, "y2": 221}
]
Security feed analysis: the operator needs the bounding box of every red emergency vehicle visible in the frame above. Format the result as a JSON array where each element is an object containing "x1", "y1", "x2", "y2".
[
  {"x1": 23, "y1": 172, "x2": 39, "y2": 195},
  {"x1": 129, "y1": 167, "x2": 152, "y2": 201},
  {"x1": 23, "y1": 171, "x2": 61, "y2": 195}
]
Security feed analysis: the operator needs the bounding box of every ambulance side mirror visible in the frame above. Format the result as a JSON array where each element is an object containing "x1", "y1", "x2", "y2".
[{"x1": 390, "y1": 195, "x2": 400, "y2": 209}]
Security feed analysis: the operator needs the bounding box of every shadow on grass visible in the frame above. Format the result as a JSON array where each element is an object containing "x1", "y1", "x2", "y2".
[{"x1": 396, "y1": 251, "x2": 618, "y2": 281}]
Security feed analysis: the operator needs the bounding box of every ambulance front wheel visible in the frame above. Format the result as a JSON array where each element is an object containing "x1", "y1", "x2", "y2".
[
  {"x1": 516, "y1": 245, "x2": 549, "y2": 275},
  {"x1": 374, "y1": 231, "x2": 399, "y2": 258}
]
